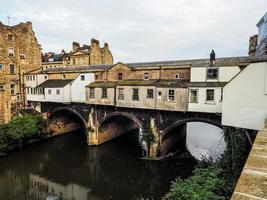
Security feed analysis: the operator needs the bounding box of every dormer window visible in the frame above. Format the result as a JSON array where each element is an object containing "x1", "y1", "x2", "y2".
[{"x1": 207, "y1": 68, "x2": 218, "y2": 80}]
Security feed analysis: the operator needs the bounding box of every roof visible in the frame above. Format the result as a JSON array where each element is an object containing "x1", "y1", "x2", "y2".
[
  {"x1": 188, "y1": 82, "x2": 228, "y2": 87},
  {"x1": 43, "y1": 64, "x2": 112, "y2": 73},
  {"x1": 87, "y1": 79, "x2": 190, "y2": 88},
  {"x1": 37, "y1": 79, "x2": 74, "y2": 88},
  {"x1": 86, "y1": 81, "x2": 117, "y2": 88},
  {"x1": 42, "y1": 55, "x2": 267, "y2": 74}
]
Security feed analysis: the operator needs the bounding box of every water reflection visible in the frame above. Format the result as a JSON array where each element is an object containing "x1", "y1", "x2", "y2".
[{"x1": 0, "y1": 130, "x2": 194, "y2": 200}]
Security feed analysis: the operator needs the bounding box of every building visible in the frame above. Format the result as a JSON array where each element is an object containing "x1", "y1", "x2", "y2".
[
  {"x1": 41, "y1": 39, "x2": 113, "y2": 70},
  {"x1": 0, "y1": 21, "x2": 41, "y2": 123},
  {"x1": 222, "y1": 62, "x2": 267, "y2": 130}
]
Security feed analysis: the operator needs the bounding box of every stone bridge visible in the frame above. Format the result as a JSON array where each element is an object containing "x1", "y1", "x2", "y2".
[{"x1": 41, "y1": 102, "x2": 222, "y2": 157}]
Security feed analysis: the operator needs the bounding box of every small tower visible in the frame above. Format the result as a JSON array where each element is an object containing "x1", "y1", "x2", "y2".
[{"x1": 210, "y1": 49, "x2": 216, "y2": 66}]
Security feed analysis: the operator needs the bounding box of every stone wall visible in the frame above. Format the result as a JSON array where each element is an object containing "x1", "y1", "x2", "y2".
[{"x1": 0, "y1": 21, "x2": 41, "y2": 122}]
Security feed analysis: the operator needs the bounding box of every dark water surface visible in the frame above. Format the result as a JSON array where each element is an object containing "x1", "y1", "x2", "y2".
[{"x1": 0, "y1": 131, "x2": 195, "y2": 200}]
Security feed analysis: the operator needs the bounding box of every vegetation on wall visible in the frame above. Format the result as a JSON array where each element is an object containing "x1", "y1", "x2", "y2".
[
  {"x1": 162, "y1": 127, "x2": 251, "y2": 200},
  {"x1": 0, "y1": 114, "x2": 45, "y2": 156},
  {"x1": 140, "y1": 121, "x2": 154, "y2": 156}
]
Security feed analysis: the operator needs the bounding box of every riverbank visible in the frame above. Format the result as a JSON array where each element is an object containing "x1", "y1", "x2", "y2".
[{"x1": 0, "y1": 114, "x2": 46, "y2": 157}]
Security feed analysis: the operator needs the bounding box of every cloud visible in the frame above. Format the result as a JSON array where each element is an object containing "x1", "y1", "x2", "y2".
[{"x1": 0, "y1": 0, "x2": 266, "y2": 62}]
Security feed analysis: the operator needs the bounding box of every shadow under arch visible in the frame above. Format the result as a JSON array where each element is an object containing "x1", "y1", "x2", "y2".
[
  {"x1": 48, "y1": 107, "x2": 87, "y2": 135},
  {"x1": 97, "y1": 112, "x2": 145, "y2": 146}
]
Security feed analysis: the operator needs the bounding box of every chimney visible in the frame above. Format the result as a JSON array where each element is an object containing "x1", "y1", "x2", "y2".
[
  {"x1": 210, "y1": 49, "x2": 216, "y2": 66},
  {"x1": 72, "y1": 42, "x2": 80, "y2": 51},
  {"x1": 104, "y1": 42, "x2": 109, "y2": 48},
  {"x1": 91, "y1": 39, "x2": 100, "y2": 48},
  {"x1": 61, "y1": 49, "x2": 65, "y2": 55},
  {"x1": 248, "y1": 35, "x2": 258, "y2": 56}
]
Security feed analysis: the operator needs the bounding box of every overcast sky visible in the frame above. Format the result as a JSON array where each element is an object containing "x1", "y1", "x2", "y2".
[{"x1": 0, "y1": 0, "x2": 266, "y2": 62}]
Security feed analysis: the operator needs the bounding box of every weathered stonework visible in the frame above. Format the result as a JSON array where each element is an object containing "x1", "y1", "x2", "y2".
[{"x1": 0, "y1": 21, "x2": 41, "y2": 123}]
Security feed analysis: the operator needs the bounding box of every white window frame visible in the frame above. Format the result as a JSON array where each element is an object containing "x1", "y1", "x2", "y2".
[
  {"x1": 189, "y1": 89, "x2": 198, "y2": 103},
  {"x1": 167, "y1": 89, "x2": 175, "y2": 102}
]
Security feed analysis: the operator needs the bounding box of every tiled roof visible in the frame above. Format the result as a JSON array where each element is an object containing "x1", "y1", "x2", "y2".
[{"x1": 37, "y1": 79, "x2": 74, "y2": 88}]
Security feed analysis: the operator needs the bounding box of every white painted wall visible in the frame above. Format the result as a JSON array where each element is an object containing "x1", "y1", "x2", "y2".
[
  {"x1": 188, "y1": 87, "x2": 222, "y2": 113},
  {"x1": 190, "y1": 68, "x2": 206, "y2": 82},
  {"x1": 222, "y1": 62, "x2": 267, "y2": 130},
  {"x1": 190, "y1": 66, "x2": 240, "y2": 82},
  {"x1": 219, "y1": 66, "x2": 241, "y2": 82},
  {"x1": 70, "y1": 73, "x2": 95, "y2": 103},
  {"x1": 44, "y1": 85, "x2": 71, "y2": 103}
]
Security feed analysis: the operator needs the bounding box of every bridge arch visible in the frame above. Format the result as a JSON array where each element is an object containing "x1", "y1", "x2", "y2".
[
  {"x1": 97, "y1": 111, "x2": 145, "y2": 146},
  {"x1": 48, "y1": 107, "x2": 87, "y2": 135},
  {"x1": 161, "y1": 118, "x2": 222, "y2": 141},
  {"x1": 161, "y1": 118, "x2": 224, "y2": 158}
]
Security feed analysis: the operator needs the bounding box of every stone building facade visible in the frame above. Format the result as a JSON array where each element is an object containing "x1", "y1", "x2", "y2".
[
  {"x1": 0, "y1": 21, "x2": 41, "y2": 123},
  {"x1": 42, "y1": 39, "x2": 113, "y2": 70}
]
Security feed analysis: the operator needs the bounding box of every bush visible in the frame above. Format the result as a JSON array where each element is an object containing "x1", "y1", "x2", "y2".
[
  {"x1": 0, "y1": 114, "x2": 45, "y2": 155},
  {"x1": 163, "y1": 163, "x2": 226, "y2": 200}
]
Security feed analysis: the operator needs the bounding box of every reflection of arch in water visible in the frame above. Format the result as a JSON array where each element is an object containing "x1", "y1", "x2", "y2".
[
  {"x1": 161, "y1": 119, "x2": 224, "y2": 160},
  {"x1": 48, "y1": 107, "x2": 87, "y2": 135}
]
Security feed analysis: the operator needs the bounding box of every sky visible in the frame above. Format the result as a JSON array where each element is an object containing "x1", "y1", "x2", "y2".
[{"x1": 0, "y1": 0, "x2": 266, "y2": 63}]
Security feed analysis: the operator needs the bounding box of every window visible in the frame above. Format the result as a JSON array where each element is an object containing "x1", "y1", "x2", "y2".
[
  {"x1": 220, "y1": 88, "x2": 223, "y2": 101},
  {"x1": 0, "y1": 64, "x2": 3, "y2": 70},
  {"x1": 29, "y1": 76, "x2": 32, "y2": 81},
  {"x1": 48, "y1": 89, "x2": 51, "y2": 95},
  {"x1": 189, "y1": 90, "x2": 198, "y2": 103},
  {"x1": 118, "y1": 88, "x2": 124, "y2": 100},
  {"x1": 8, "y1": 34, "x2": 13, "y2": 41},
  {"x1": 174, "y1": 74, "x2": 180, "y2": 79},
  {"x1": 168, "y1": 89, "x2": 175, "y2": 101},
  {"x1": 147, "y1": 89, "x2": 154, "y2": 99},
  {"x1": 118, "y1": 73, "x2": 123, "y2": 80},
  {"x1": 158, "y1": 91, "x2": 162, "y2": 99},
  {"x1": 206, "y1": 89, "x2": 215, "y2": 101},
  {"x1": 9, "y1": 48, "x2": 14, "y2": 57},
  {"x1": 10, "y1": 84, "x2": 15, "y2": 95},
  {"x1": 56, "y1": 89, "x2": 60, "y2": 95},
  {"x1": 102, "y1": 88, "x2": 107, "y2": 98},
  {"x1": 207, "y1": 68, "x2": 218, "y2": 79},
  {"x1": 16, "y1": 95, "x2": 20, "y2": 102},
  {"x1": 33, "y1": 76, "x2": 35, "y2": 81},
  {"x1": 44, "y1": 75, "x2": 47, "y2": 79},
  {"x1": 0, "y1": 85, "x2": 3, "y2": 90},
  {"x1": 26, "y1": 88, "x2": 29, "y2": 94},
  {"x1": 89, "y1": 88, "x2": 95, "y2": 98},
  {"x1": 81, "y1": 75, "x2": 85, "y2": 81},
  {"x1": 144, "y1": 73, "x2": 149, "y2": 80},
  {"x1": 62, "y1": 74, "x2": 66, "y2": 79},
  {"x1": 20, "y1": 54, "x2": 25, "y2": 59},
  {"x1": 132, "y1": 88, "x2": 139, "y2": 101},
  {"x1": 73, "y1": 59, "x2": 75, "y2": 65},
  {"x1": 10, "y1": 64, "x2": 15, "y2": 74}
]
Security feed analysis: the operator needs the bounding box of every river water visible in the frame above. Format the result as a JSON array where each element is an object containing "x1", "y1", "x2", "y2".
[{"x1": 0, "y1": 130, "x2": 196, "y2": 200}]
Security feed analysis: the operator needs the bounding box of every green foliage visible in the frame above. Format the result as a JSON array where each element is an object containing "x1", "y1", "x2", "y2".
[
  {"x1": 162, "y1": 127, "x2": 251, "y2": 200},
  {"x1": 140, "y1": 122, "x2": 154, "y2": 145},
  {"x1": 0, "y1": 114, "x2": 45, "y2": 155},
  {"x1": 163, "y1": 163, "x2": 226, "y2": 200}
]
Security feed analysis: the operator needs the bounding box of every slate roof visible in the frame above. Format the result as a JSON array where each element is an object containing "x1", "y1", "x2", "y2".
[
  {"x1": 37, "y1": 79, "x2": 74, "y2": 88},
  {"x1": 43, "y1": 55, "x2": 267, "y2": 73}
]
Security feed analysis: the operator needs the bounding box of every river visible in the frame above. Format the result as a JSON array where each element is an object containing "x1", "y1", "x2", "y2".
[{"x1": 0, "y1": 123, "x2": 225, "y2": 200}]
